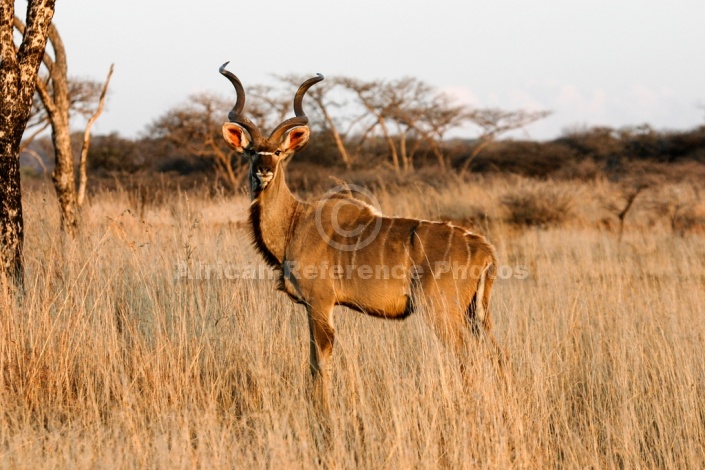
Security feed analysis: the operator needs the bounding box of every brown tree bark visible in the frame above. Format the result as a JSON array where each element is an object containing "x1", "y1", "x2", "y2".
[
  {"x1": 0, "y1": 0, "x2": 56, "y2": 286},
  {"x1": 78, "y1": 63, "x2": 114, "y2": 207},
  {"x1": 34, "y1": 21, "x2": 78, "y2": 235}
]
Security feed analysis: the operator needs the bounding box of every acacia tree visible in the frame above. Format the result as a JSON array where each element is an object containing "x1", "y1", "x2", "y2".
[
  {"x1": 603, "y1": 177, "x2": 655, "y2": 243},
  {"x1": 149, "y1": 92, "x2": 246, "y2": 191},
  {"x1": 458, "y1": 108, "x2": 552, "y2": 178},
  {"x1": 384, "y1": 77, "x2": 468, "y2": 172},
  {"x1": 338, "y1": 77, "x2": 402, "y2": 173},
  {"x1": 15, "y1": 16, "x2": 112, "y2": 234},
  {"x1": 0, "y1": 0, "x2": 55, "y2": 285},
  {"x1": 376, "y1": 78, "x2": 419, "y2": 172},
  {"x1": 278, "y1": 74, "x2": 353, "y2": 169},
  {"x1": 339, "y1": 77, "x2": 473, "y2": 173},
  {"x1": 19, "y1": 75, "x2": 112, "y2": 199}
]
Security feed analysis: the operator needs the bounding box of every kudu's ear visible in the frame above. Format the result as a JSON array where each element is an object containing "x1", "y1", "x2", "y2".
[
  {"x1": 279, "y1": 126, "x2": 310, "y2": 156},
  {"x1": 222, "y1": 123, "x2": 251, "y2": 153}
]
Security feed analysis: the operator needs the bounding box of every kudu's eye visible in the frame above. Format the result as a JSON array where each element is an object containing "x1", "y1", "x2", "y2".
[{"x1": 275, "y1": 150, "x2": 281, "y2": 156}]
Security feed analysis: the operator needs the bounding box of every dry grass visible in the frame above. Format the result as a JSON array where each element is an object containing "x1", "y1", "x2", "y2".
[{"x1": 1, "y1": 177, "x2": 704, "y2": 468}]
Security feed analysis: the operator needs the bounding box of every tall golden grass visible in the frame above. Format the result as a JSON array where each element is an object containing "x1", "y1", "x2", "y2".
[{"x1": 1, "y1": 176, "x2": 704, "y2": 468}]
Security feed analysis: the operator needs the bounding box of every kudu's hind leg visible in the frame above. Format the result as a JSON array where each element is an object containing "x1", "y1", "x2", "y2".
[
  {"x1": 465, "y1": 296, "x2": 507, "y2": 371},
  {"x1": 479, "y1": 270, "x2": 508, "y2": 369},
  {"x1": 418, "y1": 293, "x2": 471, "y2": 365},
  {"x1": 305, "y1": 301, "x2": 335, "y2": 416}
]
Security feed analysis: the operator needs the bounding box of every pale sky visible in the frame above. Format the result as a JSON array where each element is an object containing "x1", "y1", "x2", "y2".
[{"x1": 24, "y1": 0, "x2": 705, "y2": 140}]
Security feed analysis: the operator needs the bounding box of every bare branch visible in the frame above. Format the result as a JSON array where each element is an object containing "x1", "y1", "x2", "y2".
[
  {"x1": 19, "y1": 118, "x2": 49, "y2": 153},
  {"x1": 277, "y1": 74, "x2": 353, "y2": 168},
  {"x1": 149, "y1": 92, "x2": 243, "y2": 191},
  {"x1": 338, "y1": 77, "x2": 402, "y2": 173},
  {"x1": 20, "y1": 147, "x2": 48, "y2": 173},
  {"x1": 458, "y1": 108, "x2": 552, "y2": 177},
  {"x1": 78, "y1": 63, "x2": 114, "y2": 207}
]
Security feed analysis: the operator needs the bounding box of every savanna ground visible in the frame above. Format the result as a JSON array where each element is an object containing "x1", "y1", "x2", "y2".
[{"x1": 1, "y1": 173, "x2": 704, "y2": 468}]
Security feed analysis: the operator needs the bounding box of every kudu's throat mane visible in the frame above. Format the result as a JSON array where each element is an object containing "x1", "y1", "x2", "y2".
[
  {"x1": 248, "y1": 171, "x2": 301, "y2": 269},
  {"x1": 249, "y1": 198, "x2": 281, "y2": 268}
]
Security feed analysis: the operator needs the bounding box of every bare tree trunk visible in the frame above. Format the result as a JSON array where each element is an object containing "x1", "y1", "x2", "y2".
[
  {"x1": 395, "y1": 112, "x2": 447, "y2": 173},
  {"x1": 212, "y1": 144, "x2": 240, "y2": 191},
  {"x1": 419, "y1": 134, "x2": 447, "y2": 172},
  {"x1": 78, "y1": 63, "x2": 113, "y2": 207},
  {"x1": 327, "y1": 119, "x2": 351, "y2": 169},
  {"x1": 399, "y1": 127, "x2": 407, "y2": 173},
  {"x1": 46, "y1": 23, "x2": 77, "y2": 235},
  {"x1": 458, "y1": 135, "x2": 493, "y2": 178},
  {"x1": 432, "y1": 143, "x2": 446, "y2": 172},
  {"x1": 21, "y1": 19, "x2": 78, "y2": 235},
  {"x1": 616, "y1": 187, "x2": 645, "y2": 243},
  {"x1": 338, "y1": 79, "x2": 401, "y2": 174},
  {"x1": 50, "y1": 114, "x2": 78, "y2": 235},
  {"x1": 312, "y1": 95, "x2": 352, "y2": 169},
  {"x1": 0, "y1": 0, "x2": 56, "y2": 286},
  {"x1": 398, "y1": 127, "x2": 413, "y2": 174},
  {"x1": 376, "y1": 116, "x2": 400, "y2": 174}
]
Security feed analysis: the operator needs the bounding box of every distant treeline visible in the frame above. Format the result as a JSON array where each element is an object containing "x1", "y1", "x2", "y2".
[
  {"x1": 21, "y1": 123, "x2": 705, "y2": 191},
  {"x1": 467, "y1": 124, "x2": 705, "y2": 179}
]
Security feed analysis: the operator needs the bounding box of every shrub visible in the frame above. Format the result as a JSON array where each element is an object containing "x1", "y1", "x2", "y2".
[
  {"x1": 501, "y1": 184, "x2": 574, "y2": 227},
  {"x1": 673, "y1": 204, "x2": 705, "y2": 235}
]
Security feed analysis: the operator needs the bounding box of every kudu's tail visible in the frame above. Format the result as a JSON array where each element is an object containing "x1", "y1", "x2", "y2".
[
  {"x1": 465, "y1": 262, "x2": 508, "y2": 368},
  {"x1": 465, "y1": 262, "x2": 495, "y2": 333}
]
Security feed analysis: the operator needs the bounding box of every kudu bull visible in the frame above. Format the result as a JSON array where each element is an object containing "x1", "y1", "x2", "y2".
[{"x1": 219, "y1": 64, "x2": 504, "y2": 411}]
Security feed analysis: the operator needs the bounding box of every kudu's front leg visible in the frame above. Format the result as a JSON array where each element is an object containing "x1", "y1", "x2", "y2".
[{"x1": 305, "y1": 301, "x2": 335, "y2": 416}]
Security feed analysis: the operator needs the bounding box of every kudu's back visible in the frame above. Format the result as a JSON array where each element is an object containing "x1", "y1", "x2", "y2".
[{"x1": 283, "y1": 194, "x2": 498, "y2": 338}]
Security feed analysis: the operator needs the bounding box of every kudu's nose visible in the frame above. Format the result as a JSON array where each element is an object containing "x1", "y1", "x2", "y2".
[{"x1": 257, "y1": 165, "x2": 272, "y2": 174}]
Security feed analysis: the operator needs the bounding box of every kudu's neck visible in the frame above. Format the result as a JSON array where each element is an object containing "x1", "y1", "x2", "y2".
[{"x1": 249, "y1": 168, "x2": 300, "y2": 266}]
